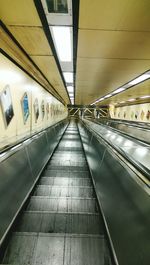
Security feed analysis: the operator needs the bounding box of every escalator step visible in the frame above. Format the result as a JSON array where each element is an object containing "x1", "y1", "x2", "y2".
[
  {"x1": 17, "y1": 212, "x2": 103, "y2": 234},
  {"x1": 39, "y1": 177, "x2": 91, "y2": 186},
  {"x1": 27, "y1": 197, "x2": 98, "y2": 213},
  {"x1": 42, "y1": 170, "x2": 90, "y2": 178},
  {"x1": 3, "y1": 233, "x2": 105, "y2": 265},
  {"x1": 34, "y1": 185, "x2": 94, "y2": 198}
]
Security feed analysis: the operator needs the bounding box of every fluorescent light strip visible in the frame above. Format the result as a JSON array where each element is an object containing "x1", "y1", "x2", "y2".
[
  {"x1": 127, "y1": 98, "x2": 136, "y2": 102},
  {"x1": 63, "y1": 72, "x2": 73, "y2": 83},
  {"x1": 140, "y1": 95, "x2": 150, "y2": 99},
  {"x1": 91, "y1": 71, "x2": 150, "y2": 105},
  {"x1": 129, "y1": 74, "x2": 150, "y2": 86},
  {"x1": 67, "y1": 86, "x2": 74, "y2": 93},
  {"x1": 51, "y1": 26, "x2": 72, "y2": 62},
  {"x1": 112, "y1": 87, "x2": 126, "y2": 94}
]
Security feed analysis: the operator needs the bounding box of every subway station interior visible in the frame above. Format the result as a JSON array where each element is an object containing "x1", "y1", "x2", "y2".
[{"x1": 0, "y1": 1, "x2": 150, "y2": 264}]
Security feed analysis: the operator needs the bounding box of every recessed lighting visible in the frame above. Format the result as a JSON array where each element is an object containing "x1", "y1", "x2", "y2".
[
  {"x1": 129, "y1": 74, "x2": 150, "y2": 86},
  {"x1": 63, "y1": 72, "x2": 73, "y2": 83},
  {"x1": 140, "y1": 95, "x2": 150, "y2": 99},
  {"x1": 51, "y1": 26, "x2": 72, "y2": 62}
]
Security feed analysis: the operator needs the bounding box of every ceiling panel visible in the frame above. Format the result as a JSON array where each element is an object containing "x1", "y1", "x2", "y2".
[
  {"x1": 76, "y1": 56, "x2": 150, "y2": 105},
  {"x1": 79, "y1": 0, "x2": 150, "y2": 31},
  {"x1": 31, "y1": 55, "x2": 69, "y2": 102},
  {"x1": 0, "y1": 0, "x2": 69, "y2": 104},
  {"x1": 0, "y1": 0, "x2": 41, "y2": 26},
  {"x1": 78, "y1": 30, "x2": 150, "y2": 59},
  {"x1": 76, "y1": 0, "x2": 150, "y2": 105},
  {"x1": 0, "y1": 26, "x2": 66, "y2": 103},
  {"x1": 8, "y1": 26, "x2": 52, "y2": 56}
]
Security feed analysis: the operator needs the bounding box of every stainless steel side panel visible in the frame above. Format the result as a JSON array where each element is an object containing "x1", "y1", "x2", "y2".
[
  {"x1": 0, "y1": 119, "x2": 68, "y2": 244},
  {"x1": 78, "y1": 121, "x2": 150, "y2": 265}
]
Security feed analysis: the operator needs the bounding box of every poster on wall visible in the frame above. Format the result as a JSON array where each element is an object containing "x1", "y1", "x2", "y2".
[
  {"x1": 0, "y1": 85, "x2": 14, "y2": 127},
  {"x1": 34, "y1": 98, "x2": 39, "y2": 123},
  {"x1": 131, "y1": 111, "x2": 134, "y2": 119},
  {"x1": 46, "y1": 102, "x2": 49, "y2": 119},
  {"x1": 141, "y1": 110, "x2": 145, "y2": 120},
  {"x1": 21, "y1": 92, "x2": 29, "y2": 124},
  {"x1": 41, "y1": 100, "x2": 45, "y2": 120},
  {"x1": 135, "y1": 111, "x2": 139, "y2": 119},
  {"x1": 146, "y1": 110, "x2": 150, "y2": 120}
]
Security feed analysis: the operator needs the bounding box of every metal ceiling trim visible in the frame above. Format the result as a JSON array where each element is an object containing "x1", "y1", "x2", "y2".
[
  {"x1": 33, "y1": 0, "x2": 71, "y2": 103},
  {"x1": 72, "y1": 0, "x2": 80, "y2": 104}
]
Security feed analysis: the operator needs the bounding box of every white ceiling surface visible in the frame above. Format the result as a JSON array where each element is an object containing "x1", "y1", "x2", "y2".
[{"x1": 75, "y1": 0, "x2": 150, "y2": 105}]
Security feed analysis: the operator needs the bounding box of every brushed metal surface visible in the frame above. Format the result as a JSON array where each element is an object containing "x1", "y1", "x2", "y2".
[
  {"x1": 78, "y1": 120, "x2": 150, "y2": 265},
  {"x1": 3, "y1": 233, "x2": 105, "y2": 265},
  {"x1": 34, "y1": 185, "x2": 94, "y2": 198},
  {"x1": 0, "y1": 120, "x2": 68, "y2": 243},
  {"x1": 2, "y1": 121, "x2": 110, "y2": 265},
  {"x1": 42, "y1": 169, "x2": 90, "y2": 178},
  {"x1": 17, "y1": 212, "x2": 103, "y2": 234},
  {"x1": 84, "y1": 119, "x2": 150, "y2": 173},
  {"x1": 39, "y1": 177, "x2": 91, "y2": 186}
]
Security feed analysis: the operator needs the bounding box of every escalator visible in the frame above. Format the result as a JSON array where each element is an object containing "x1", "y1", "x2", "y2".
[{"x1": 1, "y1": 121, "x2": 112, "y2": 265}]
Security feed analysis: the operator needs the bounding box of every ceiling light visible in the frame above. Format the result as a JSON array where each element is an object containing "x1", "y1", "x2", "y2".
[
  {"x1": 63, "y1": 72, "x2": 73, "y2": 83},
  {"x1": 140, "y1": 95, "x2": 150, "y2": 99},
  {"x1": 67, "y1": 86, "x2": 74, "y2": 93},
  {"x1": 104, "y1": 94, "x2": 112, "y2": 98},
  {"x1": 112, "y1": 87, "x2": 126, "y2": 94},
  {"x1": 51, "y1": 26, "x2": 72, "y2": 62},
  {"x1": 128, "y1": 98, "x2": 136, "y2": 102},
  {"x1": 129, "y1": 74, "x2": 150, "y2": 86},
  {"x1": 120, "y1": 101, "x2": 125, "y2": 104}
]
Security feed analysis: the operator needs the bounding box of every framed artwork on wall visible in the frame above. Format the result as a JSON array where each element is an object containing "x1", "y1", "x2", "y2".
[
  {"x1": 46, "y1": 102, "x2": 49, "y2": 119},
  {"x1": 21, "y1": 92, "x2": 29, "y2": 124},
  {"x1": 0, "y1": 85, "x2": 14, "y2": 127},
  {"x1": 34, "y1": 98, "x2": 39, "y2": 123},
  {"x1": 41, "y1": 100, "x2": 45, "y2": 120}
]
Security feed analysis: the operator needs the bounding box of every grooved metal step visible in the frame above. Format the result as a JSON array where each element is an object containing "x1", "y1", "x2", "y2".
[
  {"x1": 16, "y1": 212, "x2": 103, "y2": 234},
  {"x1": 34, "y1": 185, "x2": 94, "y2": 198},
  {"x1": 3, "y1": 233, "x2": 105, "y2": 265},
  {"x1": 47, "y1": 165, "x2": 89, "y2": 171},
  {"x1": 39, "y1": 177, "x2": 91, "y2": 186},
  {"x1": 27, "y1": 197, "x2": 98, "y2": 213},
  {"x1": 42, "y1": 170, "x2": 90, "y2": 178},
  {"x1": 1, "y1": 122, "x2": 110, "y2": 265}
]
